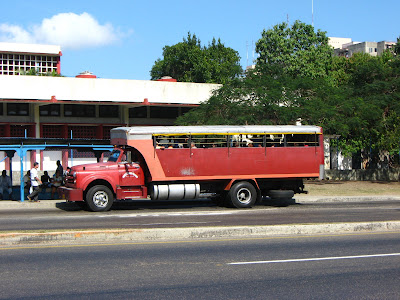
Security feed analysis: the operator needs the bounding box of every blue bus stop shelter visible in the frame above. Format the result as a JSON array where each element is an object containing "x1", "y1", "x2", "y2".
[{"x1": 0, "y1": 138, "x2": 114, "y2": 202}]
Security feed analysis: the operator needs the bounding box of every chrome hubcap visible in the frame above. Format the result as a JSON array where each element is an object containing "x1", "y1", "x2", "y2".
[
  {"x1": 236, "y1": 188, "x2": 251, "y2": 204},
  {"x1": 93, "y1": 191, "x2": 109, "y2": 208}
]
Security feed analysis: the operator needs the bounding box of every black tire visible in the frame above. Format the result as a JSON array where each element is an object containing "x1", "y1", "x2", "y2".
[
  {"x1": 227, "y1": 181, "x2": 257, "y2": 208},
  {"x1": 86, "y1": 185, "x2": 114, "y2": 212},
  {"x1": 268, "y1": 190, "x2": 294, "y2": 199},
  {"x1": 267, "y1": 190, "x2": 295, "y2": 207}
]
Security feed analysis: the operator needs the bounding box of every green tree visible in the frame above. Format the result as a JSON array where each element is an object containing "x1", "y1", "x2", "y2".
[
  {"x1": 345, "y1": 52, "x2": 400, "y2": 154},
  {"x1": 255, "y1": 20, "x2": 333, "y2": 78},
  {"x1": 176, "y1": 71, "x2": 329, "y2": 126},
  {"x1": 178, "y1": 25, "x2": 400, "y2": 161},
  {"x1": 394, "y1": 36, "x2": 400, "y2": 55},
  {"x1": 150, "y1": 33, "x2": 242, "y2": 84},
  {"x1": 203, "y1": 38, "x2": 243, "y2": 84}
]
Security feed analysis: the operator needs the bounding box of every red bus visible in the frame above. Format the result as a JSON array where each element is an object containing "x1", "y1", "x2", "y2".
[{"x1": 60, "y1": 125, "x2": 324, "y2": 211}]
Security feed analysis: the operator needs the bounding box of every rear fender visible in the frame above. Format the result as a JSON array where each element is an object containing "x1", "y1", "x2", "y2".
[{"x1": 224, "y1": 179, "x2": 259, "y2": 191}]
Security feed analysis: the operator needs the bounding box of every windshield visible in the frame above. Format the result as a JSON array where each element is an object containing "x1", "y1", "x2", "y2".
[{"x1": 107, "y1": 149, "x2": 121, "y2": 162}]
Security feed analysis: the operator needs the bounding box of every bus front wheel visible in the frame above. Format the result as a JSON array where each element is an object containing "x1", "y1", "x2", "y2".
[
  {"x1": 86, "y1": 185, "x2": 114, "y2": 212},
  {"x1": 228, "y1": 181, "x2": 257, "y2": 208}
]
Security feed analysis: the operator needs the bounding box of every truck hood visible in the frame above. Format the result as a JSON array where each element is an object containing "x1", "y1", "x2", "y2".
[{"x1": 71, "y1": 162, "x2": 118, "y2": 172}]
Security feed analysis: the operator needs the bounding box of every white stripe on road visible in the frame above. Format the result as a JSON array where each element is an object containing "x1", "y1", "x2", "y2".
[
  {"x1": 228, "y1": 252, "x2": 400, "y2": 265},
  {"x1": 99, "y1": 212, "x2": 235, "y2": 218},
  {"x1": 125, "y1": 221, "x2": 220, "y2": 226}
]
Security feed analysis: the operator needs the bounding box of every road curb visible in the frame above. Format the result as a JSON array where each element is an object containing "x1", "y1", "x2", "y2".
[{"x1": 1, "y1": 221, "x2": 400, "y2": 246}]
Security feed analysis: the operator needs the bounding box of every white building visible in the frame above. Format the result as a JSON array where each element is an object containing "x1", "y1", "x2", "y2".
[
  {"x1": 0, "y1": 42, "x2": 220, "y2": 177},
  {"x1": 329, "y1": 37, "x2": 396, "y2": 57},
  {"x1": 0, "y1": 42, "x2": 61, "y2": 75}
]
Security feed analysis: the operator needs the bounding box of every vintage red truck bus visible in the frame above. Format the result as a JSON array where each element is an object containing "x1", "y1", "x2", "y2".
[{"x1": 59, "y1": 125, "x2": 324, "y2": 211}]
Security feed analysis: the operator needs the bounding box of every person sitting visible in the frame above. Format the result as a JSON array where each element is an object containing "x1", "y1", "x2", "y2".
[
  {"x1": 0, "y1": 170, "x2": 13, "y2": 200},
  {"x1": 50, "y1": 170, "x2": 63, "y2": 199},
  {"x1": 40, "y1": 171, "x2": 51, "y2": 192}
]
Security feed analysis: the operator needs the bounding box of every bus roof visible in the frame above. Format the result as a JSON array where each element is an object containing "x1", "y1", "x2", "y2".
[{"x1": 111, "y1": 125, "x2": 322, "y2": 141}]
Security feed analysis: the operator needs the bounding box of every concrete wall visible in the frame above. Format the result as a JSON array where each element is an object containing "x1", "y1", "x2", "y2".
[{"x1": 326, "y1": 169, "x2": 400, "y2": 181}]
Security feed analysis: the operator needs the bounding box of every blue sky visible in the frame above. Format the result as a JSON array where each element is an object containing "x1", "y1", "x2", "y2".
[{"x1": 1, "y1": 0, "x2": 398, "y2": 80}]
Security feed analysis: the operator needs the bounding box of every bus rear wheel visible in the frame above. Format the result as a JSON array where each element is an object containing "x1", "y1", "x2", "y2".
[
  {"x1": 227, "y1": 181, "x2": 257, "y2": 208},
  {"x1": 86, "y1": 185, "x2": 114, "y2": 212},
  {"x1": 267, "y1": 190, "x2": 295, "y2": 207}
]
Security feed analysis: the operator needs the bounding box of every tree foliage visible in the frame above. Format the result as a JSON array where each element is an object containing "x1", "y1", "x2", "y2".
[
  {"x1": 177, "y1": 22, "x2": 400, "y2": 159},
  {"x1": 179, "y1": 52, "x2": 400, "y2": 155},
  {"x1": 150, "y1": 33, "x2": 242, "y2": 84},
  {"x1": 255, "y1": 20, "x2": 333, "y2": 78},
  {"x1": 19, "y1": 68, "x2": 62, "y2": 76}
]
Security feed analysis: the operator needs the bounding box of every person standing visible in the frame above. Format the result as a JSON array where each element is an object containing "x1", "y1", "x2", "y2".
[
  {"x1": 56, "y1": 160, "x2": 63, "y2": 178},
  {"x1": 0, "y1": 170, "x2": 13, "y2": 200},
  {"x1": 27, "y1": 162, "x2": 41, "y2": 202}
]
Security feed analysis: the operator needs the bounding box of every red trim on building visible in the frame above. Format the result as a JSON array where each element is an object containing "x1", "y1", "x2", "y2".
[
  {"x1": 4, "y1": 124, "x2": 10, "y2": 137},
  {"x1": 5, "y1": 157, "x2": 10, "y2": 171},
  {"x1": 57, "y1": 51, "x2": 62, "y2": 75},
  {"x1": 96, "y1": 124, "x2": 103, "y2": 139},
  {"x1": 1, "y1": 98, "x2": 199, "y2": 107},
  {"x1": 156, "y1": 77, "x2": 177, "y2": 82},
  {"x1": 40, "y1": 151, "x2": 44, "y2": 171},
  {"x1": 30, "y1": 150, "x2": 36, "y2": 170},
  {"x1": 76, "y1": 71, "x2": 97, "y2": 78},
  {"x1": 62, "y1": 150, "x2": 68, "y2": 169}
]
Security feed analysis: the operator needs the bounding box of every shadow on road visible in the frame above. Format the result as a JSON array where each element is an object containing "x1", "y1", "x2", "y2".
[{"x1": 54, "y1": 197, "x2": 300, "y2": 212}]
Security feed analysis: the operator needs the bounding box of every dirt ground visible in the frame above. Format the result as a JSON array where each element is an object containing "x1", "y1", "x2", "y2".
[{"x1": 304, "y1": 180, "x2": 400, "y2": 196}]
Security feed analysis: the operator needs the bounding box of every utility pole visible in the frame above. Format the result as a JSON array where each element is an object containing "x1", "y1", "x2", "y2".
[{"x1": 312, "y1": 0, "x2": 314, "y2": 26}]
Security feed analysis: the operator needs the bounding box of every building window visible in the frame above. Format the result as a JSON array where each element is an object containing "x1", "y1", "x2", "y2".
[
  {"x1": 68, "y1": 126, "x2": 96, "y2": 139},
  {"x1": 99, "y1": 105, "x2": 119, "y2": 118},
  {"x1": 42, "y1": 125, "x2": 63, "y2": 138},
  {"x1": 103, "y1": 126, "x2": 117, "y2": 139},
  {"x1": 0, "y1": 125, "x2": 5, "y2": 137},
  {"x1": 7, "y1": 103, "x2": 29, "y2": 116},
  {"x1": 64, "y1": 104, "x2": 95, "y2": 117},
  {"x1": 0, "y1": 103, "x2": 3, "y2": 115},
  {"x1": 0, "y1": 53, "x2": 59, "y2": 75},
  {"x1": 150, "y1": 106, "x2": 179, "y2": 119},
  {"x1": 129, "y1": 106, "x2": 147, "y2": 118},
  {"x1": 40, "y1": 104, "x2": 60, "y2": 116},
  {"x1": 10, "y1": 125, "x2": 32, "y2": 137}
]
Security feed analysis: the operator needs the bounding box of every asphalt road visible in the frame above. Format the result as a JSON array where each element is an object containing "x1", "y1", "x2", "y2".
[
  {"x1": 1, "y1": 199, "x2": 400, "y2": 231},
  {"x1": 1, "y1": 232, "x2": 399, "y2": 299}
]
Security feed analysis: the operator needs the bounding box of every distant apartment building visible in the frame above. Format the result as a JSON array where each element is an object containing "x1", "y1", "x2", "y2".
[
  {"x1": 0, "y1": 42, "x2": 61, "y2": 75},
  {"x1": 329, "y1": 37, "x2": 396, "y2": 57}
]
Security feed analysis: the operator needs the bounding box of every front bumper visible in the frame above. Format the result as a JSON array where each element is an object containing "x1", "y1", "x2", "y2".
[{"x1": 58, "y1": 186, "x2": 84, "y2": 202}]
